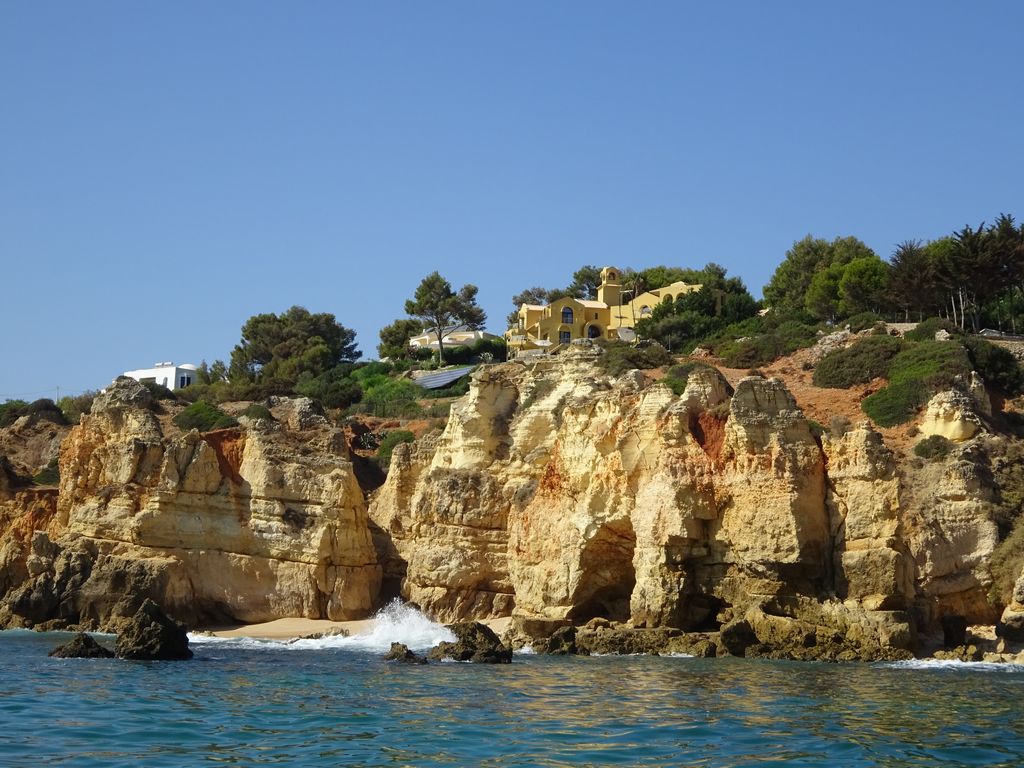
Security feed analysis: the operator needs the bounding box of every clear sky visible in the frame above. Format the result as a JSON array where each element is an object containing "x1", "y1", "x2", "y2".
[{"x1": 2, "y1": 1, "x2": 1022, "y2": 399}]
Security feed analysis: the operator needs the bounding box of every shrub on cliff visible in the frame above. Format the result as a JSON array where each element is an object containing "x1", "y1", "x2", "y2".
[
  {"x1": 172, "y1": 401, "x2": 238, "y2": 432},
  {"x1": 662, "y1": 362, "x2": 718, "y2": 395},
  {"x1": 596, "y1": 341, "x2": 672, "y2": 376},
  {"x1": 964, "y1": 337, "x2": 1024, "y2": 395},
  {"x1": 242, "y1": 404, "x2": 274, "y2": 421},
  {"x1": 57, "y1": 391, "x2": 98, "y2": 424},
  {"x1": 376, "y1": 430, "x2": 415, "y2": 467},
  {"x1": 714, "y1": 318, "x2": 819, "y2": 368},
  {"x1": 913, "y1": 435, "x2": 952, "y2": 460},
  {"x1": 813, "y1": 335, "x2": 904, "y2": 388},
  {"x1": 904, "y1": 317, "x2": 962, "y2": 342},
  {"x1": 861, "y1": 342, "x2": 972, "y2": 426},
  {"x1": 0, "y1": 399, "x2": 68, "y2": 427},
  {"x1": 844, "y1": 311, "x2": 884, "y2": 333},
  {"x1": 0, "y1": 400, "x2": 29, "y2": 428},
  {"x1": 32, "y1": 457, "x2": 60, "y2": 486}
]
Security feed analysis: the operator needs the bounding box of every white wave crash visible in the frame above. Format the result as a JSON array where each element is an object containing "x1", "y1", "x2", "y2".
[{"x1": 190, "y1": 600, "x2": 455, "y2": 653}]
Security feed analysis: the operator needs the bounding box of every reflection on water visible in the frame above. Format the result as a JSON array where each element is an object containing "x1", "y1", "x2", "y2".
[{"x1": 2, "y1": 630, "x2": 1023, "y2": 767}]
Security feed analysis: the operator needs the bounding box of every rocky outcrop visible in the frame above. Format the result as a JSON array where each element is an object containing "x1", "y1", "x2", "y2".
[
  {"x1": 0, "y1": 377, "x2": 380, "y2": 631},
  {"x1": 998, "y1": 566, "x2": 1024, "y2": 641},
  {"x1": 49, "y1": 632, "x2": 115, "y2": 658},
  {"x1": 384, "y1": 642, "x2": 427, "y2": 664},
  {"x1": 427, "y1": 621, "x2": 512, "y2": 663},
  {"x1": 920, "y1": 390, "x2": 985, "y2": 442},
  {"x1": 115, "y1": 599, "x2": 192, "y2": 660},
  {"x1": 367, "y1": 352, "x2": 1009, "y2": 660}
]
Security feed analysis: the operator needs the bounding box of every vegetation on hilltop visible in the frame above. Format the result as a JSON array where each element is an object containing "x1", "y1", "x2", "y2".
[{"x1": 404, "y1": 272, "x2": 486, "y2": 364}]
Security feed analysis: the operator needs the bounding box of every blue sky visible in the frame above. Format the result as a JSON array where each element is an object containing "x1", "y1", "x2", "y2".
[{"x1": 2, "y1": 1, "x2": 1022, "y2": 399}]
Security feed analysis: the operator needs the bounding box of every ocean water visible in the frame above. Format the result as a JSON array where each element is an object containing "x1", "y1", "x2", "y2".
[{"x1": 2, "y1": 604, "x2": 1024, "y2": 767}]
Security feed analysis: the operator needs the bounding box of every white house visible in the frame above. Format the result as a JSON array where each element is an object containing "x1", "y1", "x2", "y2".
[
  {"x1": 409, "y1": 326, "x2": 500, "y2": 352},
  {"x1": 123, "y1": 361, "x2": 199, "y2": 390}
]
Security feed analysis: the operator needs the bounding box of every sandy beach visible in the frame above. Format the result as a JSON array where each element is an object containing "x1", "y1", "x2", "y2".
[{"x1": 205, "y1": 615, "x2": 513, "y2": 641}]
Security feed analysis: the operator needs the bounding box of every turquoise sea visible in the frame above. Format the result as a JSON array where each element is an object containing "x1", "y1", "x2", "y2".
[{"x1": 2, "y1": 604, "x2": 1024, "y2": 767}]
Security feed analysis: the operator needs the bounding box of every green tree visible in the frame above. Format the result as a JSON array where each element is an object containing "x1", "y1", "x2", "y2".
[
  {"x1": 507, "y1": 286, "x2": 565, "y2": 328},
  {"x1": 405, "y1": 272, "x2": 486, "y2": 364},
  {"x1": 804, "y1": 263, "x2": 845, "y2": 320},
  {"x1": 838, "y1": 256, "x2": 890, "y2": 316},
  {"x1": 228, "y1": 306, "x2": 359, "y2": 385},
  {"x1": 764, "y1": 235, "x2": 877, "y2": 314},
  {"x1": 889, "y1": 240, "x2": 940, "y2": 321},
  {"x1": 568, "y1": 265, "x2": 602, "y2": 300},
  {"x1": 378, "y1": 318, "x2": 424, "y2": 360}
]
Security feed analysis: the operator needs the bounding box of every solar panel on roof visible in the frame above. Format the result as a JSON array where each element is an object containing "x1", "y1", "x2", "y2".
[{"x1": 413, "y1": 366, "x2": 476, "y2": 390}]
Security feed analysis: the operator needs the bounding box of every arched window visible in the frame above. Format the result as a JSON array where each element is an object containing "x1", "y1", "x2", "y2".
[
  {"x1": 587, "y1": 325, "x2": 601, "y2": 339},
  {"x1": 561, "y1": 307, "x2": 574, "y2": 324}
]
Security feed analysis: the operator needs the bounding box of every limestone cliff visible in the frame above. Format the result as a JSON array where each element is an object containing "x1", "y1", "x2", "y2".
[
  {"x1": 0, "y1": 379, "x2": 379, "y2": 630},
  {"x1": 368, "y1": 350, "x2": 1011, "y2": 659},
  {"x1": 0, "y1": 351, "x2": 1016, "y2": 660}
]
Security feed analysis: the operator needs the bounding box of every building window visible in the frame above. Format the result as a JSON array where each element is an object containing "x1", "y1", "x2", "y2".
[
  {"x1": 180, "y1": 375, "x2": 192, "y2": 388},
  {"x1": 559, "y1": 330, "x2": 571, "y2": 344},
  {"x1": 594, "y1": 312, "x2": 598, "y2": 319},
  {"x1": 640, "y1": 305, "x2": 652, "y2": 317},
  {"x1": 588, "y1": 325, "x2": 601, "y2": 339},
  {"x1": 561, "y1": 307, "x2": 574, "y2": 324}
]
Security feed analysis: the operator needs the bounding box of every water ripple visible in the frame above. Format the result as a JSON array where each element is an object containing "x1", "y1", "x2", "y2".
[{"x1": 3, "y1": 632, "x2": 1024, "y2": 766}]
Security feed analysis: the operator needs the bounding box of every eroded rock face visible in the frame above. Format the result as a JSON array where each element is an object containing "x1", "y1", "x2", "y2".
[
  {"x1": 368, "y1": 357, "x2": 903, "y2": 658},
  {"x1": 367, "y1": 353, "x2": 1008, "y2": 659},
  {"x1": 0, "y1": 378, "x2": 380, "y2": 631},
  {"x1": 920, "y1": 390, "x2": 984, "y2": 442}
]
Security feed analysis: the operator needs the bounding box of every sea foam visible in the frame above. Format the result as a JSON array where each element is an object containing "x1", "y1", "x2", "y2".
[
  {"x1": 879, "y1": 658, "x2": 1024, "y2": 672},
  {"x1": 189, "y1": 599, "x2": 456, "y2": 653}
]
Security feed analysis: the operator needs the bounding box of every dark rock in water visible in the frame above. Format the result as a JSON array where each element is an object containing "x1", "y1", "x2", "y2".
[
  {"x1": 428, "y1": 622, "x2": 512, "y2": 663},
  {"x1": 575, "y1": 625, "x2": 680, "y2": 656},
  {"x1": 49, "y1": 632, "x2": 114, "y2": 658},
  {"x1": 541, "y1": 625, "x2": 580, "y2": 655},
  {"x1": 115, "y1": 599, "x2": 192, "y2": 660},
  {"x1": 933, "y1": 644, "x2": 984, "y2": 662},
  {"x1": 719, "y1": 619, "x2": 758, "y2": 657},
  {"x1": 384, "y1": 642, "x2": 427, "y2": 664},
  {"x1": 941, "y1": 615, "x2": 968, "y2": 648}
]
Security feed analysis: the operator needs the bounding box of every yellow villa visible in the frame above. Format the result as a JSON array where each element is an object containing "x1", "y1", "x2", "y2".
[{"x1": 506, "y1": 267, "x2": 701, "y2": 356}]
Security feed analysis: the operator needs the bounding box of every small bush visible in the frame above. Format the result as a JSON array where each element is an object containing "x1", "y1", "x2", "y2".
[
  {"x1": 905, "y1": 317, "x2": 961, "y2": 342},
  {"x1": 425, "y1": 402, "x2": 453, "y2": 419},
  {"x1": 913, "y1": 434, "x2": 952, "y2": 460},
  {"x1": 0, "y1": 399, "x2": 67, "y2": 427},
  {"x1": 140, "y1": 381, "x2": 177, "y2": 401},
  {"x1": 812, "y1": 335, "x2": 904, "y2": 389},
  {"x1": 844, "y1": 311, "x2": 883, "y2": 333},
  {"x1": 173, "y1": 401, "x2": 238, "y2": 432},
  {"x1": 57, "y1": 391, "x2": 98, "y2": 424},
  {"x1": 662, "y1": 362, "x2": 717, "y2": 395},
  {"x1": 887, "y1": 341, "x2": 971, "y2": 388},
  {"x1": 862, "y1": 379, "x2": 930, "y2": 427},
  {"x1": 596, "y1": 341, "x2": 673, "y2": 376},
  {"x1": 0, "y1": 400, "x2": 29, "y2": 428},
  {"x1": 965, "y1": 337, "x2": 1024, "y2": 395},
  {"x1": 807, "y1": 420, "x2": 824, "y2": 438},
  {"x1": 376, "y1": 430, "x2": 415, "y2": 467},
  {"x1": 32, "y1": 457, "x2": 60, "y2": 486},
  {"x1": 242, "y1": 404, "x2": 274, "y2": 421}
]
